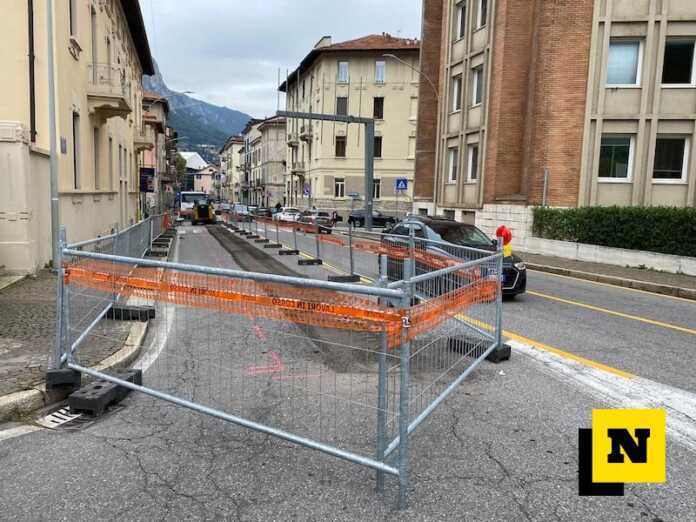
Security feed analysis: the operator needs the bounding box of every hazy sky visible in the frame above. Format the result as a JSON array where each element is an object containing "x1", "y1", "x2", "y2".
[{"x1": 138, "y1": 0, "x2": 422, "y2": 118}]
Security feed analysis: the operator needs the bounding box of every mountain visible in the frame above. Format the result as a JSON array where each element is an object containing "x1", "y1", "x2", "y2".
[{"x1": 143, "y1": 61, "x2": 251, "y2": 163}]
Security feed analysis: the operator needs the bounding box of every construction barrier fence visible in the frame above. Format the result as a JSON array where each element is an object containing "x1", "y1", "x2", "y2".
[{"x1": 54, "y1": 215, "x2": 503, "y2": 509}]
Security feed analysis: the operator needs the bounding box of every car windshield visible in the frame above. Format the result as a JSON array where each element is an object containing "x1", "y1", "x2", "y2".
[
  {"x1": 283, "y1": 208, "x2": 299, "y2": 213},
  {"x1": 434, "y1": 224, "x2": 492, "y2": 247}
]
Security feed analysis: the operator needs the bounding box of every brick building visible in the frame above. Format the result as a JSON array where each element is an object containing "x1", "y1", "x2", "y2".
[{"x1": 415, "y1": 0, "x2": 696, "y2": 241}]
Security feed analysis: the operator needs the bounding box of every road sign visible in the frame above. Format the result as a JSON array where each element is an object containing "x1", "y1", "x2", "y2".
[{"x1": 395, "y1": 178, "x2": 408, "y2": 192}]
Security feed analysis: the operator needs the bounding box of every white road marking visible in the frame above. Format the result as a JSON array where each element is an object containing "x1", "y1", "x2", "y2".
[
  {"x1": 0, "y1": 425, "x2": 41, "y2": 442},
  {"x1": 133, "y1": 231, "x2": 180, "y2": 372},
  {"x1": 510, "y1": 339, "x2": 696, "y2": 453}
]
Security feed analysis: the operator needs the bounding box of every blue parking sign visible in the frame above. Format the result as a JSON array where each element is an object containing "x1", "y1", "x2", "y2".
[{"x1": 395, "y1": 178, "x2": 408, "y2": 192}]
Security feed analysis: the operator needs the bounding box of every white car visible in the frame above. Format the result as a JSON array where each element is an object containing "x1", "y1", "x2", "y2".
[{"x1": 274, "y1": 207, "x2": 301, "y2": 222}]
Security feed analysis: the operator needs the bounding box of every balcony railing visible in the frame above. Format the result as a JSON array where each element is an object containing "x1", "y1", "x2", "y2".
[
  {"x1": 87, "y1": 63, "x2": 132, "y2": 120},
  {"x1": 87, "y1": 63, "x2": 131, "y2": 99},
  {"x1": 291, "y1": 161, "x2": 306, "y2": 174},
  {"x1": 287, "y1": 132, "x2": 299, "y2": 147},
  {"x1": 299, "y1": 125, "x2": 313, "y2": 142}
]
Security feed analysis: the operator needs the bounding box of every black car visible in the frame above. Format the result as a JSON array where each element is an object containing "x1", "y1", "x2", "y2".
[
  {"x1": 347, "y1": 210, "x2": 397, "y2": 228},
  {"x1": 384, "y1": 216, "x2": 527, "y2": 297}
]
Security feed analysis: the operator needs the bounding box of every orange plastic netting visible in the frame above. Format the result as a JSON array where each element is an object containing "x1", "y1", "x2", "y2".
[{"x1": 65, "y1": 260, "x2": 496, "y2": 348}]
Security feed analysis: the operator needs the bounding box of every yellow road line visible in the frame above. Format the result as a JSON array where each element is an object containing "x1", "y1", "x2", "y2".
[
  {"x1": 528, "y1": 290, "x2": 696, "y2": 337},
  {"x1": 283, "y1": 233, "x2": 636, "y2": 379},
  {"x1": 531, "y1": 269, "x2": 696, "y2": 304}
]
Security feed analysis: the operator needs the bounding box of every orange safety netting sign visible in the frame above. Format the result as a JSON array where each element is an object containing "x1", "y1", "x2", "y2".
[{"x1": 64, "y1": 260, "x2": 496, "y2": 348}]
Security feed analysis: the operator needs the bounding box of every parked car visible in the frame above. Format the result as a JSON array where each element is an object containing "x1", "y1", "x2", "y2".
[
  {"x1": 347, "y1": 210, "x2": 397, "y2": 228},
  {"x1": 231, "y1": 203, "x2": 250, "y2": 216},
  {"x1": 274, "y1": 207, "x2": 301, "y2": 222},
  {"x1": 219, "y1": 202, "x2": 231, "y2": 211},
  {"x1": 251, "y1": 207, "x2": 273, "y2": 218},
  {"x1": 298, "y1": 211, "x2": 333, "y2": 233},
  {"x1": 384, "y1": 215, "x2": 527, "y2": 297}
]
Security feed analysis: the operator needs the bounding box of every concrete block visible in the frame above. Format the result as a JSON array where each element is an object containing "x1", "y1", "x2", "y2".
[
  {"x1": 68, "y1": 369, "x2": 142, "y2": 417},
  {"x1": 263, "y1": 244, "x2": 282, "y2": 249}
]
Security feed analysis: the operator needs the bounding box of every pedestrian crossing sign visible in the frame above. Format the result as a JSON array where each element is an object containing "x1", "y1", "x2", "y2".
[{"x1": 395, "y1": 178, "x2": 408, "y2": 191}]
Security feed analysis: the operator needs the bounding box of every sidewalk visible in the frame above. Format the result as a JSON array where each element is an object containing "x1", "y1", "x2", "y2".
[
  {"x1": 521, "y1": 252, "x2": 696, "y2": 299},
  {"x1": 0, "y1": 271, "x2": 134, "y2": 419}
]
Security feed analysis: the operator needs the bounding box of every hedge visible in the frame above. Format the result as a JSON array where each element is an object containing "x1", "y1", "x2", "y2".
[{"x1": 532, "y1": 206, "x2": 696, "y2": 258}]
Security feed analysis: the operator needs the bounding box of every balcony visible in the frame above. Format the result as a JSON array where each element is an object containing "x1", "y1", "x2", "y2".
[
  {"x1": 299, "y1": 125, "x2": 313, "y2": 142},
  {"x1": 287, "y1": 132, "x2": 299, "y2": 147},
  {"x1": 87, "y1": 63, "x2": 132, "y2": 122},
  {"x1": 134, "y1": 129, "x2": 154, "y2": 152},
  {"x1": 291, "y1": 161, "x2": 306, "y2": 174}
]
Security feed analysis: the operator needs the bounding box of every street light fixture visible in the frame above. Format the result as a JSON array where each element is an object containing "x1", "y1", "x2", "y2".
[{"x1": 383, "y1": 53, "x2": 439, "y2": 101}]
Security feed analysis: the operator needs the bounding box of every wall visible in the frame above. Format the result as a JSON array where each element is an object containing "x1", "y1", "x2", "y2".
[{"x1": 578, "y1": 0, "x2": 696, "y2": 208}]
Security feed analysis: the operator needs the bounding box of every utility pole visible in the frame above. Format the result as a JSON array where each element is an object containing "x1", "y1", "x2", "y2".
[
  {"x1": 47, "y1": 0, "x2": 60, "y2": 267},
  {"x1": 276, "y1": 110, "x2": 375, "y2": 230}
]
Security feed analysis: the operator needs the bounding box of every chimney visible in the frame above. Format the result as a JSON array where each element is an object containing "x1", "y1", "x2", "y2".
[{"x1": 314, "y1": 36, "x2": 332, "y2": 49}]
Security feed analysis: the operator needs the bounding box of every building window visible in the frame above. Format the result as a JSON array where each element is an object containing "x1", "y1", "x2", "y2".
[
  {"x1": 451, "y1": 74, "x2": 462, "y2": 112},
  {"x1": 408, "y1": 136, "x2": 416, "y2": 158},
  {"x1": 336, "y1": 96, "x2": 348, "y2": 116},
  {"x1": 338, "y1": 61, "x2": 349, "y2": 83},
  {"x1": 456, "y1": 2, "x2": 466, "y2": 40},
  {"x1": 302, "y1": 80, "x2": 306, "y2": 100},
  {"x1": 598, "y1": 135, "x2": 633, "y2": 181},
  {"x1": 69, "y1": 0, "x2": 77, "y2": 36},
  {"x1": 375, "y1": 60, "x2": 386, "y2": 84},
  {"x1": 72, "y1": 112, "x2": 80, "y2": 189},
  {"x1": 418, "y1": 208, "x2": 428, "y2": 216},
  {"x1": 477, "y1": 0, "x2": 488, "y2": 29},
  {"x1": 447, "y1": 147, "x2": 459, "y2": 183},
  {"x1": 93, "y1": 127, "x2": 100, "y2": 190},
  {"x1": 374, "y1": 136, "x2": 383, "y2": 158},
  {"x1": 607, "y1": 40, "x2": 642, "y2": 86},
  {"x1": 373, "y1": 97, "x2": 384, "y2": 119},
  {"x1": 472, "y1": 66, "x2": 483, "y2": 105},
  {"x1": 373, "y1": 179, "x2": 381, "y2": 199},
  {"x1": 662, "y1": 40, "x2": 696, "y2": 85},
  {"x1": 653, "y1": 137, "x2": 689, "y2": 182},
  {"x1": 467, "y1": 144, "x2": 479, "y2": 181},
  {"x1": 443, "y1": 209, "x2": 455, "y2": 220},
  {"x1": 334, "y1": 177, "x2": 345, "y2": 198},
  {"x1": 108, "y1": 137, "x2": 113, "y2": 190},
  {"x1": 335, "y1": 136, "x2": 347, "y2": 157}
]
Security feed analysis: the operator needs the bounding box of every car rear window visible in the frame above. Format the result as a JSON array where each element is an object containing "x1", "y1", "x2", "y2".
[{"x1": 433, "y1": 224, "x2": 492, "y2": 247}]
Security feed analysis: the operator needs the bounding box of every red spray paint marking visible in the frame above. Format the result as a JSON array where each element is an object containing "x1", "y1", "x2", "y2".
[{"x1": 246, "y1": 351, "x2": 284, "y2": 376}]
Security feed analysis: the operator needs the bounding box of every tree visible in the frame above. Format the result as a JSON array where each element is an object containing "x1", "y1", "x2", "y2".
[{"x1": 174, "y1": 153, "x2": 187, "y2": 191}]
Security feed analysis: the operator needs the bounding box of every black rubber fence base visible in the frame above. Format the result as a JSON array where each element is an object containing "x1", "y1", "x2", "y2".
[
  {"x1": 68, "y1": 369, "x2": 142, "y2": 417},
  {"x1": 46, "y1": 368, "x2": 82, "y2": 393},
  {"x1": 327, "y1": 274, "x2": 361, "y2": 283},
  {"x1": 106, "y1": 305, "x2": 155, "y2": 322},
  {"x1": 279, "y1": 249, "x2": 299, "y2": 255},
  {"x1": 298, "y1": 258, "x2": 323, "y2": 266},
  {"x1": 263, "y1": 244, "x2": 282, "y2": 249},
  {"x1": 254, "y1": 238, "x2": 270, "y2": 243}
]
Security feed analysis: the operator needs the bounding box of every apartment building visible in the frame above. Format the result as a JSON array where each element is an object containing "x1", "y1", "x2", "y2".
[
  {"x1": 0, "y1": 0, "x2": 154, "y2": 273},
  {"x1": 416, "y1": 0, "x2": 696, "y2": 240},
  {"x1": 236, "y1": 117, "x2": 286, "y2": 207},
  {"x1": 138, "y1": 91, "x2": 169, "y2": 214},
  {"x1": 279, "y1": 34, "x2": 420, "y2": 216},
  {"x1": 219, "y1": 135, "x2": 244, "y2": 203}
]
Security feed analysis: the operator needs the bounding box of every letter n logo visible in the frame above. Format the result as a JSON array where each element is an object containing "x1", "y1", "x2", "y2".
[{"x1": 592, "y1": 409, "x2": 666, "y2": 484}]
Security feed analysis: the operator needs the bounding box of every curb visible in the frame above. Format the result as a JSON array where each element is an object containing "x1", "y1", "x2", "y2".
[
  {"x1": 526, "y1": 263, "x2": 696, "y2": 301},
  {"x1": 0, "y1": 320, "x2": 148, "y2": 423}
]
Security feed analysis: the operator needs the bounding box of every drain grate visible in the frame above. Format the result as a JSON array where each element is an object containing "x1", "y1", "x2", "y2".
[{"x1": 37, "y1": 407, "x2": 84, "y2": 429}]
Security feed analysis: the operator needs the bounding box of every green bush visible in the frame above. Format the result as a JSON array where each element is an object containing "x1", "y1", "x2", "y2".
[{"x1": 532, "y1": 206, "x2": 696, "y2": 258}]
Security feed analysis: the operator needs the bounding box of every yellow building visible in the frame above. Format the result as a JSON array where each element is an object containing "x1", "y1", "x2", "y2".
[
  {"x1": 219, "y1": 135, "x2": 244, "y2": 203},
  {"x1": 0, "y1": 0, "x2": 154, "y2": 274},
  {"x1": 279, "y1": 34, "x2": 420, "y2": 217}
]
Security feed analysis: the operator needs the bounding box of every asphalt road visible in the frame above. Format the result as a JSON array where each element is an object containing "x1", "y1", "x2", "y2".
[{"x1": 1, "y1": 223, "x2": 695, "y2": 521}]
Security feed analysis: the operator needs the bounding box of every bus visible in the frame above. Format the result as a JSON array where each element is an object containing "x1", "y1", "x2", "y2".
[{"x1": 179, "y1": 191, "x2": 207, "y2": 219}]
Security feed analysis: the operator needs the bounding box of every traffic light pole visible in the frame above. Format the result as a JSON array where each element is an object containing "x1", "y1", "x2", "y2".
[{"x1": 276, "y1": 111, "x2": 375, "y2": 230}]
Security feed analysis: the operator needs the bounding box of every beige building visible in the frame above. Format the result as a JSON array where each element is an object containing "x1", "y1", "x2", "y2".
[
  {"x1": 416, "y1": 0, "x2": 696, "y2": 241},
  {"x1": 279, "y1": 34, "x2": 420, "y2": 217},
  {"x1": 0, "y1": 0, "x2": 154, "y2": 274},
  {"x1": 193, "y1": 165, "x2": 218, "y2": 197},
  {"x1": 219, "y1": 135, "x2": 244, "y2": 203},
  {"x1": 256, "y1": 116, "x2": 287, "y2": 207},
  {"x1": 138, "y1": 91, "x2": 169, "y2": 214}
]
